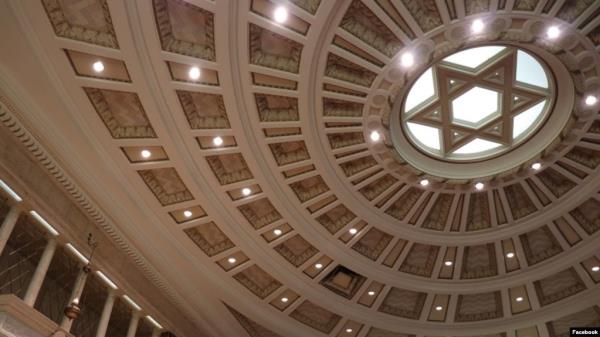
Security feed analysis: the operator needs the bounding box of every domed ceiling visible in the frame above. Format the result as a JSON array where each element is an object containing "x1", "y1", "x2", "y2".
[{"x1": 1, "y1": 0, "x2": 600, "y2": 336}]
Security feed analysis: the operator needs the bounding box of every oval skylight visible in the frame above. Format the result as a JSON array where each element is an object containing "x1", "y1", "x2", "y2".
[
  {"x1": 404, "y1": 68, "x2": 436, "y2": 112},
  {"x1": 402, "y1": 45, "x2": 553, "y2": 161},
  {"x1": 442, "y1": 46, "x2": 506, "y2": 69}
]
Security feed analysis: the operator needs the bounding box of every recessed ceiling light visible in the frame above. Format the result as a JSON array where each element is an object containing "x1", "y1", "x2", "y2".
[
  {"x1": 228, "y1": 257, "x2": 236, "y2": 264},
  {"x1": 471, "y1": 19, "x2": 484, "y2": 33},
  {"x1": 475, "y1": 182, "x2": 485, "y2": 191},
  {"x1": 188, "y1": 66, "x2": 201, "y2": 80},
  {"x1": 273, "y1": 6, "x2": 288, "y2": 23},
  {"x1": 506, "y1": 252, "x2": 515, "y2": 258},
  {"x1": 531, "y1": 162, "x2": 542, "y2": 170},
  {"x1": 346, "y1": 328, "x2": 353, "y2": 333},
  {"x1": 315, "y1": 263, "x2": 323, "y2": 269},
  {"x1": 92, "y1": 61, "x2": 105, "y2": 73},
  {"x1": 349, "y1": 228, "x2": 357, "y2": 235},
  {"x1": 183, "y1": 210, "x2": 193, "y2": 218},
  {"x1": 273, "y1": 229, "x2": 282, "y2": 236},
  {"x1": 546, "y1": 26, "x2": 560, "y2": 39},
  {"x1": 241, "y1": 187, "x2": 252, "y2": 196},
  {"x1": 435, "y1": 305, "x2": 443, "y2": 311},
  {"x1": 444, "y1": 261, "x2": 453, "y2": 266},
  {"x1": 367, "y1": 290, "x2": 376, "y2": 296},
  {"x1": 401, "y1": 52, "x2": 414, "y2": 68},
  {"x1": 281, "y1": 297, "x2": 288, "y2": 303},
  {"x1": 592, "y1": 266, "x2": 599, "y2": 272},
  {"x1": 585, "y1": 95, "x2": 598, "y2": 106},
  {"x1": 369, "y1": 130, "x2": 381, "y2": 142},
  {"x1": 515, "y1": 297, "x2": 524, "y2": 302},
  {"x1": 141, "y1": 149, "x2": 151, "y2": 158},
  {"x1": 420, "y1": 179, "x2": 429, "y2": 187},
  {"x1": 213, "y1": 136, "x2": 224, "y2": 146}
]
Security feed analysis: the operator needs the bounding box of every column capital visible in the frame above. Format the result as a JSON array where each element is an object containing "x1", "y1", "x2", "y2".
[
  {"x1": 9, "y1": 202, "x2": 26, "y2": 211},
  {"x1": 131, "y1": 309, "x2": 143, "y2": 319},
  {"x1": 0, "y1": 203, "x2": 23, "y2": 257},
  {"x1": 151, "y1": 327, "x2": 163, "y2": 337}
]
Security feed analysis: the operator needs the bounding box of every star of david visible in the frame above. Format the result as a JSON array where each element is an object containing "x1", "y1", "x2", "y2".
[{"x1": 404, "y1": 47, "x2": 551, "y2": 157}]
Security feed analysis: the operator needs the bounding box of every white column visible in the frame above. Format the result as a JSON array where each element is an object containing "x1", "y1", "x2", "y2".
[
  {"x1": 95, "y1": 290, "x2": 116, "y2": 337},
  {"x1": 0, "y1": 206, "x2": 21, "y2": 256},
  {"x1": 23, "y1": 238, "x2": 57, "y2": 306},
  {"x1": 126, "y1": 311, "x2": 141, "y2": 337},
  {"x1": 60, "y1": 265, "x2": 90, "y2": 331}
]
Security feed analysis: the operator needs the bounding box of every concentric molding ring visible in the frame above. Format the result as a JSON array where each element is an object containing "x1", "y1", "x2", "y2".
[{"x1": 389, "y1": 42, "x2": 573, "y2": 179}]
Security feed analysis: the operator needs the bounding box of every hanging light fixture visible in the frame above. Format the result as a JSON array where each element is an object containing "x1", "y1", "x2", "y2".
[{"x1": 64, "y1": 234, "x2": 98, "y2": 321}]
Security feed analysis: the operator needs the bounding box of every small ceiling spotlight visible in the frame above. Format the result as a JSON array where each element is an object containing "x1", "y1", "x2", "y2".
[
  {"x1": 349, "y1": 228, "x2": 358, "y2": 235},
  {"x1": 592, "y1": 266, "x2": 599, "y2": 272},
  {"x1": 420, "y1": 179, "x2": 430, "y2": 187},
  {"x1": 435, "y1": 305, "x2": 443, "y2": 311},
  {"x1": 141, "y1": 149, "x2": 151, "y2": 158},
  {"x1": 531, "y1": 162, "x2": 542, "y2": 170},
  {"x1": 471, "y1": 19, "x2": 484, "y2": 33},
  {"x1": 273, "y1": 229, "x2": 282, "y2": 236},
  {"x1": 315, "y1": 263, "x2": 323, "y2": 269},
  {"x1": 281, "y1": 297, "x2": 289, "y2": 303},
  {"x1": 475, "y1": 182, "x2": 485, "y2": 191},
  {"x1": 546, "y1": 26, "x2": 560, "y2": 39},
  {"x1": 228, "y1": 257, "x2": 237, "y2": 264},
  {"x1": 92, "y1": 61, "x2": 105, "y2": 73},
  {"x1": 213, "y1": 136, "x2": 224, "y2": 146},
  {"x1": 367, "y1": 291, "x2": 376, "y2": 296},
  {"x1": 515, "y1": 297, "x2": 524, "y2": 302},
  {"x1": 346, "y1": 328, "x2": 353, "y2": 333},
  {"x1": 506, "y1": 252, "x2": 515, "y2": 259},
  {"x1": 444, "y1": 261, "x2": 453, "y2": 266},
  {"x1": 183, "y1": 210, "x2": 193, "y2": 218},
  {"x1": 188, "y1": 66, "x2": 201, "y2": 80},
  {"x1": 241, "y1": 187, "x2": 252, "y2": 196},
  {"x1": 369, "y1": 130, "x2": 381, "y2": 142},
  {"x1": 273, "y1": 6, "x2": 288, "y2": 23},
  {"x1": 401, "y1": 52, "x2": 414, "y2": 68},
  {"x1": 585, "y1": 95, "x2": 598, "y2": 106}
]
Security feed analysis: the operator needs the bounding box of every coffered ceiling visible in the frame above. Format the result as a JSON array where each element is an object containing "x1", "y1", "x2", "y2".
[{"x1": 1, "y1": 0, "x2": 600, "y2": 336}]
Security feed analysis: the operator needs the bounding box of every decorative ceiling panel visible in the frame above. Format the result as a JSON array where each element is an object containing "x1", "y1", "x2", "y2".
[
  {"x1": 378, "y1": 287, "x2": 427, "y2": 319},
  {"x1": 184, "y1": 221, "x2": 235, "y2": 257},
  {"x1": 233, "y1": 264, "x2": 282, "y2": 299},
  {"x1": 41, "y1": 0, "x2": 118, "y2": 48},
  {"x1": 290, "y1": 300, "x2": 341, "y2": 334},
  {"x1": 138, "y1": 168, "x2": 193, "y2": 206},
  {"x1": 455, "y1": 291, "x2": 503, "y2": 322},
  {"x1": 176, "y1": 91, "x2": 230, "y2": 129},
  {"x1": 319, "y1": 265, "x2": 366, "y2": 299},
  {"x1": 153, "y1": 0, "x2": 216, "y2": 60},
  {"x1": 85, "y1": 88, "x2": 156, "y2": 139},
  {"x1": 274, "y1": 234, "x2": 318, "y2": 267},
  {"x1": 227, "y1": 304, "x2": 284, "y2": 337}
]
